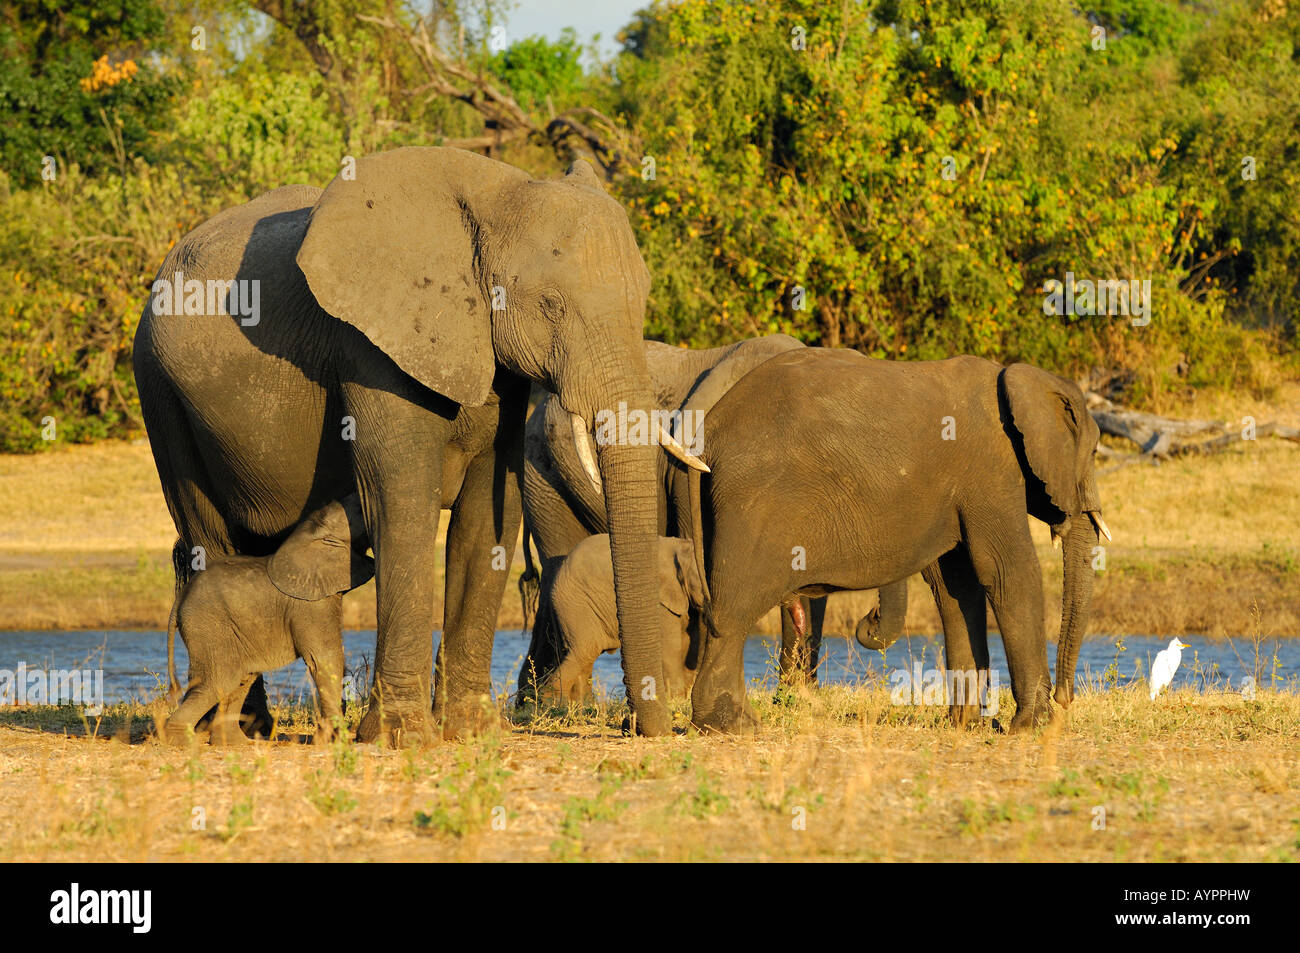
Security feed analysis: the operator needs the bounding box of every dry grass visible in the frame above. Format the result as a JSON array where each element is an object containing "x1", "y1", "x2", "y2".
[
  {"x1": 2, "y1": 418, "x2": 1297, "y2": 635},
  {"x1": 0, "y1": 683, "x2": 1296, "y2": 862}
]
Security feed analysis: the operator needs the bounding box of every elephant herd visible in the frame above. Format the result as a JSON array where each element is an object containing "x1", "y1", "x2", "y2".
[{"x1": 136, "y1": 147, "x2": 1108, "y2": 745}]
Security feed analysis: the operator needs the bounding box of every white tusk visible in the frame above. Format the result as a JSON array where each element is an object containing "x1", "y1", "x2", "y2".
[
  {"x1": 1088, "y1": 511, "x2": 1112, "y2": 542},
  {"x1": 656, "y1": 422, "x2": 711, "y2": 473},
  {"x1": 1052, "y1": 534, "x2": 1061, "y2": 551},
  {"x1": 571, "y1": 413, "x2": 602, "y2": 493}
]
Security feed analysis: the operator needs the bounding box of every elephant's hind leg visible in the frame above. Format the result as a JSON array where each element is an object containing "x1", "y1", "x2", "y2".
[
  {"x1": 921, "y1": 547, "x2": 992, "y2": 728},
  {"x1": 164, "y1": 682, "x2": 221, "y2": 745},
  {"x1": 778, "y1": 595, "x2": 824, "y2": 691},
  {"x1": 689, "y1": 600, "x2": 763, "y2": 735}
]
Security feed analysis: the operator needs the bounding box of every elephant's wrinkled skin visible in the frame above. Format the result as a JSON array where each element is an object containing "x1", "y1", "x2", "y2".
[
  {"x1": 681, "y1": 349, "x2": 1106, "y2": 735},
  {"x1": 165, "y1": 496, "x2": 373, "y2": 745},
  {"x1": 135, "y1": 147, "x2": 686, "y2": 743},
  {"x1": 525, "y1": 535, "x2": 705, "y2": 703}
]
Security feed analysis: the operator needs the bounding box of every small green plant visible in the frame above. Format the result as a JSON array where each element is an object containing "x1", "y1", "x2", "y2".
[
  {"x1": 1101, "y1": 637, "x2": 1128, "y2": 690},
  {"x1": 1046, "y1": 769, "x2": 1086, "y2": 799},
  {"x1": 225, "y1": 755, "x2": 264, "y2": 785},
  {"x1": 551, "y1": 780, "x2": 628, "y2": 860},
  {"x1": 306, "y1": 771, "x2": 358, "y2": 816},
  {"x1": 330, "y1": 731, "x2": 360, "y2": 777},
  {"x1": 674, "y1": 771, "x2": 731, "y2": 819},
  {"x1": 414, "y1": 736, "x2": 511, "y2": 838},
  {"x1": 400, "y1": 748, "x2": 431, "y2": 782},
  {"x1": 749, "y1": 783, "x2": 824, "y2": 815},
  {"x1": 1089, "y1": 770, "x2": 1144, "y2": 798},
  {"x1": 220, "y1": 797, "x2": 255, "y2": 843},
  {"x1": 957, "y1": 799, "x2": 1035, "y2": 836}
]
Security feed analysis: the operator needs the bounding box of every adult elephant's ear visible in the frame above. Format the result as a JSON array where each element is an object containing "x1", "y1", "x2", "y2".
[
  {"x1": 1001, "y1": 363, "x2": 1099, "y2": 516},
  {"x1": 296, "y1": 147, "x2": 517, "y2": 407},
  {"x1": 269, "y1": 498, "x2": 375, "y2": 601}
]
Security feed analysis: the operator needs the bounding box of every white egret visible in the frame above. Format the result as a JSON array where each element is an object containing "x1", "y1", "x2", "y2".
[{"x1": 1149, "y1": 638, "x2": 1190, "y2": 700}]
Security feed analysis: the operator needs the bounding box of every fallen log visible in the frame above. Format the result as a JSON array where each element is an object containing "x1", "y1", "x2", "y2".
[{"x1": 1086, "y1": 391, "x2": 1299, "y2": 469}]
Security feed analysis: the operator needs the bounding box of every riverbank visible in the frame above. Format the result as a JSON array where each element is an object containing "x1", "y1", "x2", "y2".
[
  {"x1": 0, "y1": 685, "x2": 1295, "y2": 861},
  {"x1": 2, "y1": 406, "x2": 1298, "y2": 637}
]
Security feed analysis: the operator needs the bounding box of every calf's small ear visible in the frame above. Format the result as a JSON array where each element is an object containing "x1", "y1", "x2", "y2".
[
  {"x1": 268, "y1": 498, "x2": 374, "y2": 601},
  {"x1": 668, "y1": 539, "x2": 706, "y2": 613}
]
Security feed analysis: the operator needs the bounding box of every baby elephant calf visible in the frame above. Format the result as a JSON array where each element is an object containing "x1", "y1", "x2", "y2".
[
  {"x1": 165, "y1": 495, "x2": 372, "y2": 745},
  {"x1": 535, "y1": 535, "x2": 705, "y2": 703}
]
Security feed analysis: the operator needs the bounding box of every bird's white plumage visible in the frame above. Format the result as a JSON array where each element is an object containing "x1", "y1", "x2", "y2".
[{"x1": 1149, "y1": 638, "x2": 1190, "y2": 700}]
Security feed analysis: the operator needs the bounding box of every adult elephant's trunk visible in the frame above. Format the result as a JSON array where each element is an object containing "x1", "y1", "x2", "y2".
[
  {"x1": 574, "y1": 370, "x2": 671, "y2": 736},
  {"x1": 1054, "y1": 511, "x2": 1098, "y2": 708}
]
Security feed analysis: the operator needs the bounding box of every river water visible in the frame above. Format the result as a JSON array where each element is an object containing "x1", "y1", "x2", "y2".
[{"x1": 0, "y1": 630, "x2": 1294, "y2": 706}]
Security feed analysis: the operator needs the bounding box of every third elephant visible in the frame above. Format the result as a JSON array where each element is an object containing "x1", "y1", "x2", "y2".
[{"x1": 675, "y1": 348, "x2": 1109, "y2": 735}]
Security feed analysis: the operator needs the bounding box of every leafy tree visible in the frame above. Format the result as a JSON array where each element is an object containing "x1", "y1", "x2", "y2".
[
  {"x1": 609, "y1": 0, "x2": 1290, "y2": 399},
  {"x1": 0, "y1": 0, "x2": 180, "y2": 185},
  {"x1": 487, "y1": 28, "x2": 585, "y2": 111}
]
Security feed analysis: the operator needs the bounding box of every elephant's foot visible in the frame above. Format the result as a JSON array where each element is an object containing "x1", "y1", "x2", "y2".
[
  {"x1": 163, "y1": 719, "x2": 198, "y2": 746},
  {"x1": 1005, "y1": 704, "x2": 1052, "y2": 735},
  {"x1": 628, "y1": 699, "x2": 672, "y2": 738},
  {"x1": 210, "y1": 716, "x2": 252, "y2": 747},
  {"x1": 690, "y1": 694, "x2": 760, "y2": 736},
  {"x1": 237, "y1": 677, "x2": 274, "y2": 739},
  {"x1": 437, "y1": 695, "x2": 507, "y2": 741},
  {"x1": 238, "y1": 711, "x2": 272, "y2": 740},
  {"x1": 1004, "y1": 680, "x2": 1053, "y2": 735},
  {"x1": 312, "y1": 717, "x2": 339, "y2": 745},
  {"x1": 356, "y1": 702, "x2": 435, "y2": 748},
  {"x1": 948, "y1": 703, "x2": 984, "y2": 729}
]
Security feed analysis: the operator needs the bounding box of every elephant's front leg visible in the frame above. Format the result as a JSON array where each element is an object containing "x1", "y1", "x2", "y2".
[
  {"x1": 347, "y1": 386, "x2": 450, "y2": 748},
  {"x1": 434, "y1": 438, "x2": 524, "y2": 739},
  {"x1": 302, "y1": 636, "x2": 346, "y2": 744},
  {"x1": 237, "y1": 674, "x2": 273, "y2": 739},
  {"x1": 921, "y1": 547, "x2": 991, "y2": 728},
  {"x1": 966, "y1": 522, "x2": 1051, "y2": 733}
]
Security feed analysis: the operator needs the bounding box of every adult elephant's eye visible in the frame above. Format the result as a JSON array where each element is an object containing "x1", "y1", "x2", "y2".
[{"x1": 539, "y1": 291, "x2": 566, "y2": 320}]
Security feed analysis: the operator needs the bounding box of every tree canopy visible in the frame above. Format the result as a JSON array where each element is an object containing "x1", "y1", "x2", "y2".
[{"x1": 1, "y1": 0, "x2": 1296, "y2": 449}]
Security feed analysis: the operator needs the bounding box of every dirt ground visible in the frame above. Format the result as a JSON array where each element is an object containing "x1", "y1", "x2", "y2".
[{"x1": 0, "y1": 685, "x2": 1295, "y2": 862}]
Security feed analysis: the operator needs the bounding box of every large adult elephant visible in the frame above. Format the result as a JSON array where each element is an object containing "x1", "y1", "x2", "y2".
[
  {"x1": 134, "y1": 147, "x2": 699, "y2": 742},
  {"x1": 515, "y1": 334, "x2": 907, "y2": 699},
  {"x1": 677, "y1": 349, "x2": 1110, "y2": 735}
]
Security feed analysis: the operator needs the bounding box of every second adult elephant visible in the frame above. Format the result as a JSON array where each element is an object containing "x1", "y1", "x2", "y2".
[{"x1": 677, "y1": 349, "x2": 1109, "y2": 734}]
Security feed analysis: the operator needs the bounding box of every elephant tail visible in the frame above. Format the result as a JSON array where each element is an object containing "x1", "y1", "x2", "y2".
[
  {"x1": 518, "y1": 525, "x2": 540, "y2": 633},
  {"x1": 167, "y1": 537, "x2": 186, "y2": 700},
  {"x1": 166, "y1": 598, "x2": 181, "y2": 699}
]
